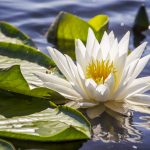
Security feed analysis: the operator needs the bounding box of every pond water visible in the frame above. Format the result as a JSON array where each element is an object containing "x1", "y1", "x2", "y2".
[{"x1": 0, "y1": 0, "x2": 150, "y2": 150}]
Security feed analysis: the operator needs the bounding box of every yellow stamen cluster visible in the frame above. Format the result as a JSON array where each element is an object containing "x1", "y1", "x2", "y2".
[{"x1": 86, "y1": 59, "x2": 115, "y2": 84}]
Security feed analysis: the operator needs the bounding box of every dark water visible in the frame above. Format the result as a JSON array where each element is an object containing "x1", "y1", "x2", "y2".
[{"x1": 0, "y1": 0, "x2": 150, "y2": 150}]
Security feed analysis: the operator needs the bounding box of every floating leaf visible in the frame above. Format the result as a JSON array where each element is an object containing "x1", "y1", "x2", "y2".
[
  {"x1": 0, "y1": 21, "x2": 36, "y2": 47},
  {"x1": 0, "y1": 42, "x2": 54, "y2": 68},
  {"x1": 0, "y1": 92, "x2": 91, "y2": 141},
  {"x1": 0, "y1": 42, "x2": 64, "y2": 102},
  {"x1": 88, "y1": 14, "x2": 108, "y2": 39},
  {"x1": 0, "y1": 65, "x2": 63, "y2": 103},
  {"x1": 47, "y1": 11, "x2": 108, "y2": 58}
]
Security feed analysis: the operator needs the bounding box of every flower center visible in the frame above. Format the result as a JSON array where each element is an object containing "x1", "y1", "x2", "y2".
[{"x1": 86, "y1": 60, "x2": 115, "y2": 84}]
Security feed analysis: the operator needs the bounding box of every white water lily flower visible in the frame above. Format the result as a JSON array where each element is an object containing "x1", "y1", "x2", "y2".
[{"x1": 35, "y1": 28, "x2": 150, "y2": 119}]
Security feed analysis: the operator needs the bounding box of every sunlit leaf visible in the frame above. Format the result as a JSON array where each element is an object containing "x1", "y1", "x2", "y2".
[
  {"x1": 88, "y1": 14, "x2": 108, "y2": 39},
  {"x1": 0, "y1": 92, "x2": 91, "y2": 141},
  {"x1": 47, "y1": 11, "x2": 108, "y2": 58},
  {"x1": 0, "y1": 42, "x2": 64, "y2": 103},
  {"x1": 0, "y1": 65, "x2": 64, "y2": 103}
]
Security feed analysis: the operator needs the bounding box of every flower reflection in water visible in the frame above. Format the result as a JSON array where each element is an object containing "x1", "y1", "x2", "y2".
[
  {"x1": 90, "y1": 111, "x2": 141, "y2": 142},
  {"x1": 86, "y1": 104, "x2": 150, "y2": 143}
]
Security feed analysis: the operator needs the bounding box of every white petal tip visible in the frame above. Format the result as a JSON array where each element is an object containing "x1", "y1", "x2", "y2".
[
  {"x1": 47, "y1": 46, "x2": 55, "y2": 55},
  {"x1": 47, "y1": 46, "x2": 53, "y2": 51},
  {"x1": 143, "y1": 41, "x2": 148, "y2": 45},
  {"x1": 88, "y1": 27, "x2": 93, "y2": 33},
  {"x1": 109, "y1": 31, "x2": 114, "y2": 34},
  {"x1": 88, "y1": 28, "x2": 95, "y2": 37},
  {"x1": 126, "y1": 31, "x2": 130, "y2": 36}
]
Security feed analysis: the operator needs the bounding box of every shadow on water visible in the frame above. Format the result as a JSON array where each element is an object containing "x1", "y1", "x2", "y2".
[{"x1": 2, "y1": 138, "x2": 85, "y2": 150}]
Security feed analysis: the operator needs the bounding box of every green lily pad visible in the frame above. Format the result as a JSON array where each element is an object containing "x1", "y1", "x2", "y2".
[
  {"x1": 0, "y1": 42, "x2": 54, "y2": 68},
  {"x1": 88, "y1": 14, "x2": 108, "y2": 40},
  {"x1": 0, "y1": 42, "x2": 64, "y2": 102},
  {"x1": 0, "y1": 139, "x2": 15, "y2": 150},
  {"x1": 0, "y1": 65, "x2": 64, "y2": 103},
  {"x1": 0, "y1": 92, "x2": 91, "y2": 141},
  {"x1": 0, "y1": 21, "x2": 36, "y2": 47},
  {"x1": 47, "y1": 11, "x2": 108, "y2": 58}
]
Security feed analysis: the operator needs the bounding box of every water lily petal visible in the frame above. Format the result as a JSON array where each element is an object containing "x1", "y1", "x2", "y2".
[
  {"x1": 35, "y1": 67, "x2": 83, "y2": 100},
  {"x1": 115, "y1": 53, "x2": 149, "y2": 100},
  {"x1": 96, "y1": 46, "x2": 103, "y2": 61},
  {"x1": 65, "y1": 55, "x2": 89, "y2": 99},
  {"x1": 127, "y1": 77, "x2": 150, "y2": 95},
  {"x1": 122, "y1": 59, "x2": 139, "y2": 83},
  {"x1": 79, "y1": 102, "x2": 98, "y2": 108},
  {"x1": 126, "y1": 94, "x2": 150, "y2": 106},
  {"x1": 85, "y1": 78, "x2": 97, "y2": 99},
  {"x1": 105, "y1": 101, "x2": 130, "y2": 116},
  {"x1": 86, "y1": 104, "x2": 105, "y2": 119},
  {"x1": 115, "y1": 76, "x2": 150, "y2": 100},
  {"x1": 130, "y1": 55, "x2": 150, "y2": 80},
  {"x1": 95, "y1": 84, "x2": 109, "y2": 102},
  {"x1": 117, "y1": 55, "x2": 150, "y2": 97},
  {"x1": 128, "y1": 76, "x2": 150, "y2": 89},
  {"x1": 92, "y1": 38, "x2": 100, "y2": 60},
  {"x1": 85, "y1": 28, "x2": 96, "y2": 65},
  {"x1": 128, "y1": 105, "x2": 150, "y2": 114},
  {"x1": 115, "y1": 60, "x2": 137, "y2": 94},
  {"x1": 47, "y1": 47, "x2": 74, "y2": 82},
  {"x1": 109, "y1": 38, "x2": 119, "y2": 62},
  {"x1": 118, "y1": 31, "x2": 130, "y2": 56},
  {"x1": 104, "y1": 73, "x2": 115, "y2": 93},
  {"x1": 86, "y1": 28, "x2": 95, "y2": 55},
  {"x1": 77, "y1": 62, "x2": 85, "y2": 80},
  {"x1": 114, "y1": 53, "x2": 127, "y2": 86},
  {"x1": 65, "y1": 55, "x2": 76, "y2": 78},
  {"x1": 100, "y1": 31, "x2": 110, "y2": 60},
  {"x1": 44, "y1": 82, "x2": 82, "y2": 100},
  {"x1": 114, "y1": 59, "x2": 139, "y2": 99},
  {"x1": 108, "y1": 31, "x2": 115, "y2": 45},
  {"x1": 34, "y1": 72, "x2": 72, "y2": 88},
  {"x1": 75, "y1": 39, "x2": 86, "y2": 71},
  {"x1": 113, "y1": 34, "x2": 130, "y2": 86},
  {"x1": 126, "y1": 42, "x2": 147, "y2": 66}
]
